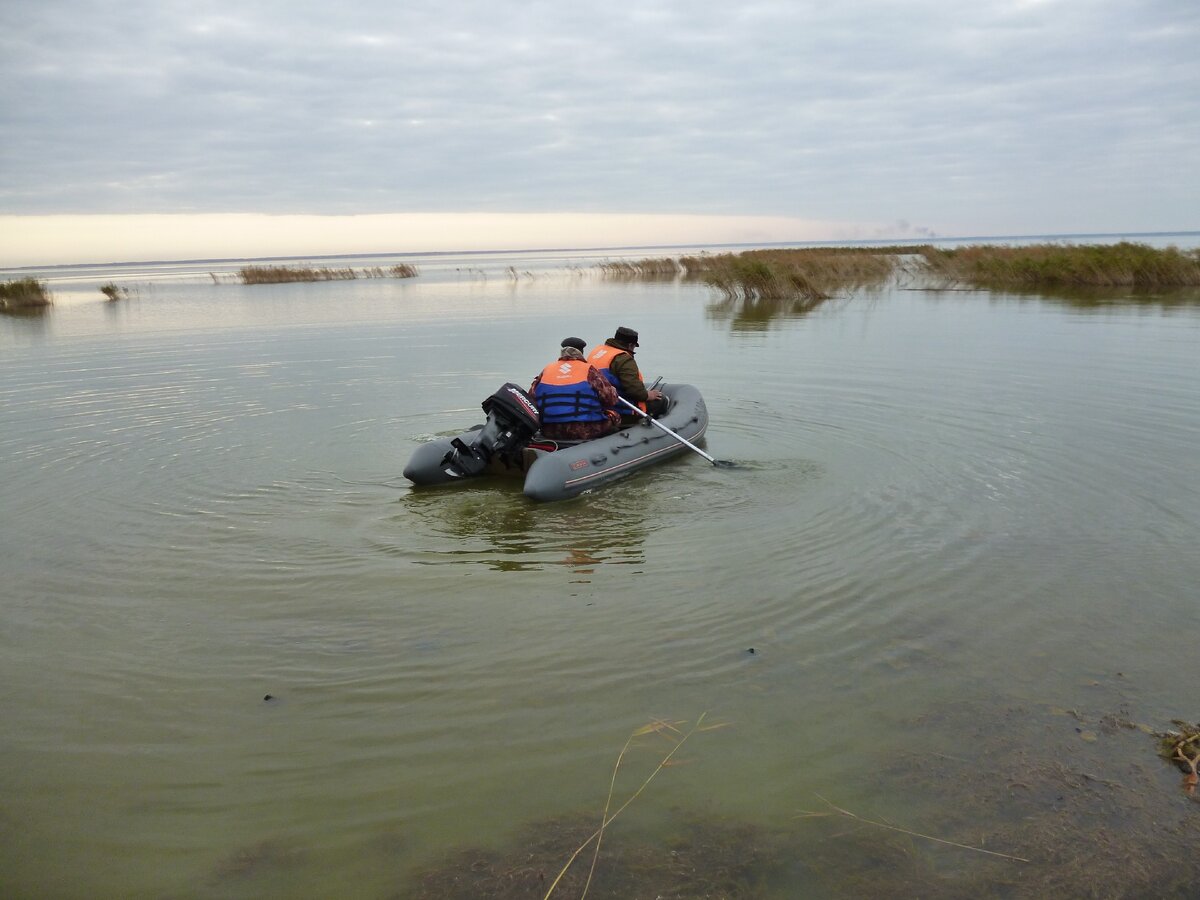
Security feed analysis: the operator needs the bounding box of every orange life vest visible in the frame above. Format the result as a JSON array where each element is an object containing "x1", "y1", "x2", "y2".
[
  {"x1": 587, "y1": 343, "x2": 646, "y2": 412},
  {"x1": 534, "y1": 359, "x2": 607, "y2": 423}
]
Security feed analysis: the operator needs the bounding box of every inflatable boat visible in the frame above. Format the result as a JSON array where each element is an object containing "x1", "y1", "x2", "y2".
[{"x1": 403, "y1": 382, "x2": 709, "y2": 502}]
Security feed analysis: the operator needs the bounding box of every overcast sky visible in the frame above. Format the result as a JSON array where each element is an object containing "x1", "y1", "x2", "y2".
[{"x1": 1, "y1": 0, "x2": 1197, "y2": 264}]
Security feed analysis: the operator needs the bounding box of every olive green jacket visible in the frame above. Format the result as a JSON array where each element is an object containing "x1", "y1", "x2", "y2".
[{"x1": 603, "y1": 339, "x2": 649, "y2": 402}]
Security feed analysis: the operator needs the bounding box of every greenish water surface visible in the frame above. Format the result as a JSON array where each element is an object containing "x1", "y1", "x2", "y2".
[{"x1": 2, "y1": 251, "x2": 1199, "y2": 897}]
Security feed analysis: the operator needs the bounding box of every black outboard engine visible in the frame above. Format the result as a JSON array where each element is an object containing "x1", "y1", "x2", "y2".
[{"x1": 440, "y1": 383, "x2": 541, "y2": 478}]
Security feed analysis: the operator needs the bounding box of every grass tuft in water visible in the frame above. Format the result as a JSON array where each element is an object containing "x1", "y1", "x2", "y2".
[
  {"x1": 99, "y1": 282, "x2": 133, "y2": 301},
  {"x1": 0, "y1": 277, "x2": 52, "y2": 310}
]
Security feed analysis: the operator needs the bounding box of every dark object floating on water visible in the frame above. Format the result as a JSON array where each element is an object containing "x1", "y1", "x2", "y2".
[
  {"x1": 747, "y1": 647, "x2": 756, "y2": 655},
  {"x1": 263, "y1": 694, "x2": 275, "y2": 702},
  {"x1": 403, "y1": 382, "x2": 711, "y2": 502}
]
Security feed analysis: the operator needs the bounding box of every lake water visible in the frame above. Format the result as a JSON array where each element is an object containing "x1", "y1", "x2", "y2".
[{"x1": 3, "y1": 240, "x2": 1199, "y2": 897}]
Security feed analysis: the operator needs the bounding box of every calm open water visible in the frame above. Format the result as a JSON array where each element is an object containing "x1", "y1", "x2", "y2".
[{"x1": 2, "y1": 242, "x2": 1199, "y2": 897}]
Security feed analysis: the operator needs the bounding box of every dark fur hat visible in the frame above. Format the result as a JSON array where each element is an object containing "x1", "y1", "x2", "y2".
[{"x1": 613, "y1": 326, "x2": 639, "y2": 347}]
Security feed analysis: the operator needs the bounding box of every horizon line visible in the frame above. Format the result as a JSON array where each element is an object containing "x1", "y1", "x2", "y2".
[{"x1": 5, "y1": 229, "x2": 1197, "y2": 273}]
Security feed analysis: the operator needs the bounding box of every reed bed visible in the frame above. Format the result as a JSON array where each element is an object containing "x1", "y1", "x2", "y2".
[
  {"x1": 919, "y1": 242, "x2": 1200, "y2": 288},
  {"x1": 601, "y1": 248, "x2": 905, "y2": 301},
  {"x1": 693, "y1": 248, "x2": 901, "y2": 300},
  {"x1": 363, "y1": 264, "x2": 419, "y2": 278},
  {"x1": 238, "y1": 263, "x2": 418, "y2": 284},
  {"x1": 239, "y1": 266, "x2": 357, "y2": 284},
  {"x1": 602, "y1": 243, "x2": 1200, "y2": 300},
  {"x1": 0, "y1": 277, "x2": 51, "y2": 310},
  {"x1": 597, "y1": 258, "x2": 682, "y2": 279}
]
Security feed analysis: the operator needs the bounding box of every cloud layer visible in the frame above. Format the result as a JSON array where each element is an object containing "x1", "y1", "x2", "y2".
[{"x1": 2, "y1": 0, "x2": 1197, "y2": 238}]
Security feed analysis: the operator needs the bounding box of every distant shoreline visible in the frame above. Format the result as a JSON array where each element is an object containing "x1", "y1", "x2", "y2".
[{"x1": 3, "y1": 231, "x2": 1198, "y2": 274}]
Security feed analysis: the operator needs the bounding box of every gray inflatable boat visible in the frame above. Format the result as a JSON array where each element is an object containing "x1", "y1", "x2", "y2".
[{"x1": 403, "y1": 382, "x2": 709, "y2": 502}]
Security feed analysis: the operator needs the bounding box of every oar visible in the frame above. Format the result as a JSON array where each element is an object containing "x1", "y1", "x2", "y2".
[{"x1": 617, "y1": 397, "x2": 735, "y2": 468}]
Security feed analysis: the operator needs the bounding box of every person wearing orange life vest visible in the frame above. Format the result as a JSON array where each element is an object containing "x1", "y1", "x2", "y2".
[
  {"x1": 587, "y1": 326, "x2": 666, "y2": 423},
  {"x1": 530, "y1": 337, "x2": 620, "y2": 440}
]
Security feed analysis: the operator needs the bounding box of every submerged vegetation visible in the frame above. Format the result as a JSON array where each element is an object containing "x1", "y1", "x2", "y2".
[
  {"x1": 413, "y1": 811, "x2": 781, "y2": 899},
  {"x1": 413, "y1": 714, "x2": 781, "y2": 900},
  {"x1": 0, "y1": 277, "x2": 51, "y2": 311},
  {"x1": 405, "y1": 696, "x2": 1200, "y2": 899},
  {"x1": 238, "y1": 263, "x2": 418, "y2": 284}
]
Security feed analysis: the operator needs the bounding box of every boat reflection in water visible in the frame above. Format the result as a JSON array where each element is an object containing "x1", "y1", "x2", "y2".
[{"x1": 401, "y1": 484, "x2": 651, "y2": 575}]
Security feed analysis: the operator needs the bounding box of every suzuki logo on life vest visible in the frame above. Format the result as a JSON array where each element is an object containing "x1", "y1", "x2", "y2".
[{"x1": 557, "y1": 363, "x2": 572, "y2": 375}]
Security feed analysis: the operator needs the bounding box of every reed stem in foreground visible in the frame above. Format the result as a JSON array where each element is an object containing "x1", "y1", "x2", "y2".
[
  {"x1": 543, "y1": 713, "x2": 724, "y2": 900},
  {"x1": 796, "y1": 794, "x2": 1031, "y2": 862}
]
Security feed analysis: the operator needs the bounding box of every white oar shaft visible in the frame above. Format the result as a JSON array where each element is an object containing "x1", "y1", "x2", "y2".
[{"x1": 617, "y1": 397, "x2": 716, "y2": 465}]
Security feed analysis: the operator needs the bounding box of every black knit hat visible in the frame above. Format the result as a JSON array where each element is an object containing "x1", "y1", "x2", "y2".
[
  {"x1": 561, "y1": 336, "x2": 586, "y2": 351},
  {"x1": 613, "y1": 326, "x2": 639, "y2": 347}
]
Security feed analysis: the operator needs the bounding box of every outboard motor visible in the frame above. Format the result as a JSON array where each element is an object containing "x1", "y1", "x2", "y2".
[{"x1": 440, "y1": 383, "x2": 541, "y2": 478}]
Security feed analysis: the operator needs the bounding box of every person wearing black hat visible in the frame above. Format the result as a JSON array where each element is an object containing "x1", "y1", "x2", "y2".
[
  {"x1": 586, "y1": 326, "x2": 666, "y2": 421},
  {"x1": 529, "y1": 338, "x2": 620, "y2": 440}
]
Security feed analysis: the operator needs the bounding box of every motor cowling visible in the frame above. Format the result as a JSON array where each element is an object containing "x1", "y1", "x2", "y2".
[{"x1": 440, "y1": 383, "x2": 542, "y2": 478}]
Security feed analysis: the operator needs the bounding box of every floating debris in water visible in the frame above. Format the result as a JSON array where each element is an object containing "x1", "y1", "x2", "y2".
[{"x1": 1158, "y1": 720, "x2": 1200, "y2": 794}]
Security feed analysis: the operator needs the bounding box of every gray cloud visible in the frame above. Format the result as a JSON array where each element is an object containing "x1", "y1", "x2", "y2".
[{"x1": 2, "y1": 0, "x2": 1197, "y2": 234}]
